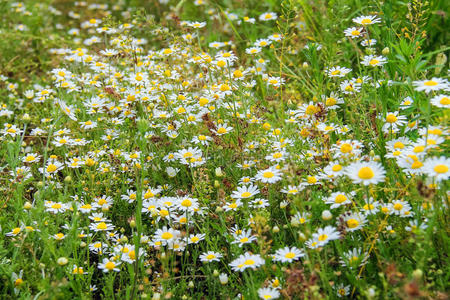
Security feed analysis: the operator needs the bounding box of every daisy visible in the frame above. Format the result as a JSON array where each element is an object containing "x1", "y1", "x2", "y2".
[
  {"x1": 245, "y1": 47, "x2": 262, "y2": 55},
  {"x1": 381, "y1": 111, "x2": 407, "y2": 133},
  {"x1": 229, "y1": 252, "x2": 265, "y2": 272},
  {"x1": 353, "y1": 15, "x2": 381, "y2": 25},
  {"x1": 288, "y1": 211, "x2": 310, "y2": 226},
  {"x1": 400, "y1": 96, "x2": 414, "y2": 109},
  {"x1": 258, "y1": 287, "x2": 280, "y2": 299},
  {"x1": 153, "y1": 226, "x2": 180, "y2": 245},
  {"x1": 189, "y1": 21, "x2": 206, "y2": 29},
  {"x1": 273, "y1": 246, "x2": 305, "y2": 263},
  {"x1": 232, "y1": 229, "x2": 257, "y2": 247},
  {"x1": 259, "y1": 12, "x2": 277, "y2": 21},
  {"x1": 361, "y1": 55, "x2": 387, "y2": 67},
  {"x1": 176, "y1": 197, "x2": 199, "y2": 212},
  {"x1": 344, "y1": 27, "x2": 363, "y2": 38},
  {"x1": 340, "y1": 248, "x2": 369, "y2": 269},
  {"x1": 391, "y1": 200, "x2": 411, "y2": 216},
  {"x1": 250, "y1": 198, "x2": 269, "y2": 209},
  {"x1": 340, "y1": 80, "x2": 361, "y2": 94},
  {"x1": 90, "y1": 222, "x2": 115, "y2": 232},
  {"x1": 313, "y1": 226, "x2": 340, "y2": 246},
  {"x1": 265, "y1": 150, "x2": 288, "y2": 162},
  {"x1": 325, "y1": 192, "x2": 353, "y2": 209},
  {"x1": 323, "y1": 162, "x2": 345, "y2": 178},
  {"x1": 413, "y1": 78, "x2": 449, "y2": 93},
  {"x1": 213, "y1": 123, "x2": 233, "y2": 135},
  {"x1": 322, "y1": 93, "x2": 344, "y2": 109},
  {"x1": 22, "y1": 153, "x2": 41, "y2": 163},
  {"x1": 255, "y1": 166, "x2": 282, "y2": 184},
  {"x1": 326, "y1": 66, "x2": 351, "y2": 78},
  {"x1": 121, "y1": 189, "x2": 138, "y2": 203},
  {"x1": 430, "y1": 94, "x2": 450, "y2": 109},
  {"x1": 98, "y1": 258, "x2": 121, "y2": 273},
  {"x1": 423, "y1": 157, "x2": 450, "y2": 182},
  {"x1": 281, "y1": 185, "x2": 302, "y2": 195},
  {"x1": 361, "y1": 39, "x2": 377, "y2": 47},
  {"x1": 254, "y1": 38, "x2": 272, "y2": 48},
  {"x1": 345, "y1": 161, "x2": 386, "y2": 185},
  {"x1": 335, "y1": 283, "x2": 351, "y2": 298},
  {"x1": 199, "y1": 251, "x2": 222, "y2": 263},
  {"x1": 231, "y1": 184, "x2": 259, "y2": 199},
  {"x1": 187, "y1": 233, "x2": 205, "y2": 244},
  {"x1": 344, "y1": 213, "x2": 367, "y2": 231}
]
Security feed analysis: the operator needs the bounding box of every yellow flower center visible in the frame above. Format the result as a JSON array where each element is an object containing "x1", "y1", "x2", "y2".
[
  {"x1": 393, "y1": 203, "x2": 403, "y2": 210},
  {"x1": 47, "y1": 164, "x2": 57, "y2": 172},
  {"x1": 351, "y1": 30, "x2": 360, "y2": 36},
  {"x1": 105, "y1": 262, "x2": 115, "y2": 270},
  {"x1": 263, "y1": 171, "x2": 274, "y2": 178},
  {"x1": 181, "y1": 199, "x2": 192, "y2": 207},
  {"x1": 440, "y1": 97, "x2": 449, "y2": 105},
  {"x1": 318, "y1": 234, "x2": 328, "y2": 241},
  {"x1": 335, "y1": 194, "x2": 347, "y2": 203},
  {"x1": 332, "y1": 164, "x2": 342, "y2": 171},
  {"x1": 411, "y1": 161, "x2": 423, "y2": 169},
  {"x1": 386, "y1": 114, "x2": 397, "y2": 123},
  {"x1": 347, "y1": 219, "x2": 359, "y2": 228},
  {"x1": 326, "y1": 97, "x2": 337, "y2": 106},
  {"x1": 394, "y1": 142, "x2": 404, "y2": 149},
  {"x1": 424, "y1": 80, "x2": 437, "y2": 86},
  {"x1": 361, "y1": 18, "x2": 372, "y2": 25},
  {"x1": 25, "y1": 155, "x2": 35, "y2": 162},
  {"x1": 161, "y1": 232, "x2": 173, "y2": 240},
  {"x1": 369, "y1": 59, "x2": 379, "y2": 65},
  {"x1": 244, "y1": 259, "x2": 255, "y2": 265},
  {"x1": 285, "y1": 252, "x2": 295, "y2": 259},
  {"x1": 358, "y1": 167, "x2": 374, "y2": 179},
  {"x1": 340, "y1": 143, "x2": 352, "y2": 153},
  {"x1": 97, "y1": 222, "x2": 107, "y2": 230},
  {"x1": 434, "y1": 164, "x2": 448, "y2": 174},
  {"x1": 241, "y1": 192, "x2": 252, "y2": 198}
]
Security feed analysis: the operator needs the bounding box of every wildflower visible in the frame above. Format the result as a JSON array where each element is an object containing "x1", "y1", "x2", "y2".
[
  {"x1": 231, "y1": 184, "x2": 259, "y2": 199},
  {"x1": 313, "y1": 226, "x2": 340, "y2": 246},
  {"x1": 258, "y1": 287, "x2": 280, "y2": 299},
  {"x1": 353, "y1": 15, "x2": 381, "y2": 25},
  {"x1": 361, "y1": 55, "x2": 387, "y2": 67},
  {"x1": 326, "y1": 66, "x2": 352, "y2": 77},
  {"x1": 345, "y1": 161, "x2": 386, "y2": 185},
  {"x1": 98, "y1": 258, "x2": 121, "y2": 273},
  {"x1": 335, "y1": 283, "x2": 351, "y2": 298},
  {"x1": 255, "y1": 166, "x2": 282, "y2": 184},
  {"x1": 413, "y1": 78, "x2": 449, "y2": 93},
  {"x1": 344, "y1": 27, "x2": 363, "y2": 38},
  {"x1": 325, "y1": 192, "x2": 353, "y2": 209},
  {"x1": 229, "y1": 252, "x2": 265, "y2": 272},
  {"x1": 430, "y1": 94, "x2": 449, "y2": 109},
  {"x1": 423, "y1": 157, "x2": 450, "y2": 182},
  {"x1": 344, "y1": 213, "x2": 367, "y2": 231},
  {"x1": 259, "y1": 12, "x2": 277, "y2": 21},
  {"x1": 273, "y1": 246, "x2": 305, "y2": 263},
  {"x1": 232, "y1": 229, "x2": 257, "y2": 247},
  {"x1": 200, "y1": 251, "x2": 222, "y2": 263}
]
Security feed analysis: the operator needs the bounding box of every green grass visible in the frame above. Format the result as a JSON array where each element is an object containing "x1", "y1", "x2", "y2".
[{"x1": 0, "y1": 0, "x2": 449, "y2": 299}]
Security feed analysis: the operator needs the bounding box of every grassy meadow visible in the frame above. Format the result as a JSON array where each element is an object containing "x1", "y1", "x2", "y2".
[{"x1": 0, "y1": 0, "x2": 449, "y2": 299}]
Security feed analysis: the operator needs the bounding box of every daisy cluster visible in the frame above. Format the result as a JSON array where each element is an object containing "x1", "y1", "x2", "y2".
[{"x1": 0, "y1": 1, "x2": 448, "y2": 299}]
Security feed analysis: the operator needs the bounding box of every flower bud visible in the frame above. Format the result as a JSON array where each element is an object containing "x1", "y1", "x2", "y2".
[
  {"x1": 57, "y1": 257, "x2": 68, "y2": 266},
  {"x1": 24, "y1": 201, "x2": 32, "y2": 210},
  {"x1": 219, "y1": 273, "x2": 228, "y2": 285},
  {"x1": 382, "y1": 47, "x2": 390, "y2": 55},
  {"x1": 321, "y1": 210, "x2": 332, "y2": 220}
]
